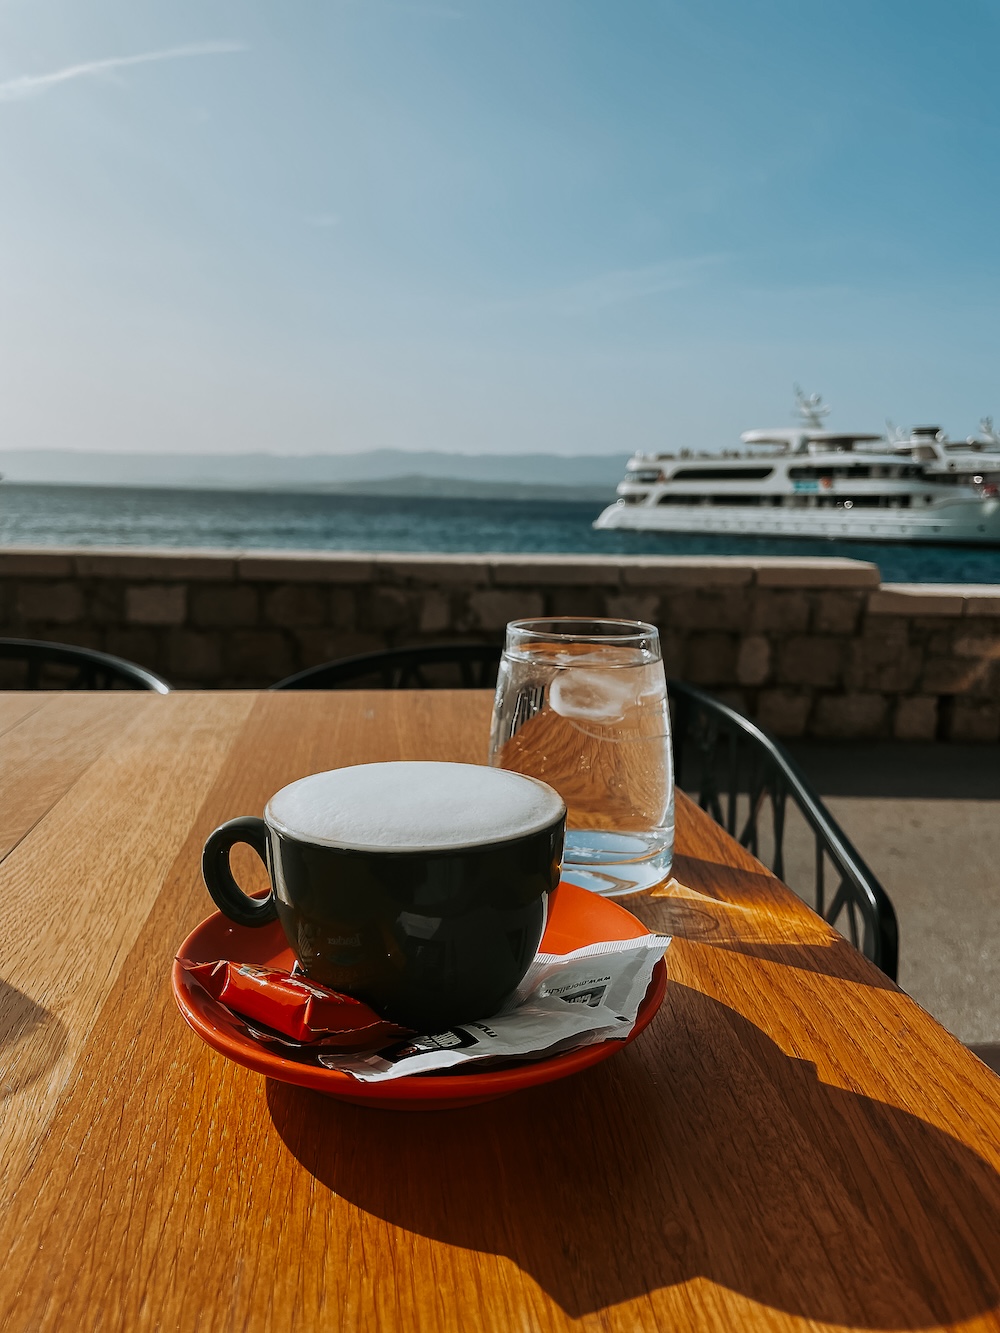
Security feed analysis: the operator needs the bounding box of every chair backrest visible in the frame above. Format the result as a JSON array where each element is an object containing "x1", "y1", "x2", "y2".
[
  {"x1": 669, "y1": 679, "x2": 898, "y2": 979},
  {"x1": 0, "y1": 639, "x2": 172, "y2": 693},
  {"x1": 272, "y1": 643, "x2": 502, "y2": 691},
  {"x1": 271, "y1": 643, "x2": 897, "y2": 978}
]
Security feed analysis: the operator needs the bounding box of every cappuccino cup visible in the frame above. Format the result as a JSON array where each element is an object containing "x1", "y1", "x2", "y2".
[{"x1": 201, "y1": 761, "x2": 565, "y2": 1032}]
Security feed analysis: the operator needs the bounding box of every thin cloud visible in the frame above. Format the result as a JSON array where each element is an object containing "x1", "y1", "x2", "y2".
[
  {"x1": 340, "y1": 0, "x2": 465, "y2": 17},
  {"x1": 305, "y1": 213, "x2": 341, "y2": 229},
  {"x1": 557, "y1": 258, "x2": 725, "y2": 312},
  {"x1": 487, "y1": 256, "x2": 729, "y2": 318},
  {"x1": 0, "y1": 42, "x2": 247, "y2": 103}
]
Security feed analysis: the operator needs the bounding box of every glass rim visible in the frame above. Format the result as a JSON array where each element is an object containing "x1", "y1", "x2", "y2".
[{"x1": 505, "y1": 616, "x2": 660, "y2": 646}]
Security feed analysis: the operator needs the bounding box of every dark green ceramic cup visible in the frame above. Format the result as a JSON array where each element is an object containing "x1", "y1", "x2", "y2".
[{"x1": 202, "y1": 761, "x2": 565, "y2": 1033}]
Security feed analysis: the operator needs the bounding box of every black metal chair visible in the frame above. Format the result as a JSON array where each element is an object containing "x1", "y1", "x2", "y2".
[
  {"x1": 0, "y1": 638, "x2": 172, "y2": 693},
  {"x1": 669, "y1": 680, "x2": 898, "y2": 980},
  {"x1": 272, "y1": 643, "x2": 502, "y2": 691},
  {"x1": 271, "y1": 643, "x2": 898, "y2": 978}
]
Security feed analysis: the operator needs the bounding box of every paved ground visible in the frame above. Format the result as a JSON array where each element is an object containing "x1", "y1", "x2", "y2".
[{"x1": 785, "y1": 742, "x2": 1000, "y2": 1073}]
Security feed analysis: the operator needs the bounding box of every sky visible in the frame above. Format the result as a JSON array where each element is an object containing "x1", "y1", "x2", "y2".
[{"x1": 1, "y1": 0, "x2": 998, "y2": 457}]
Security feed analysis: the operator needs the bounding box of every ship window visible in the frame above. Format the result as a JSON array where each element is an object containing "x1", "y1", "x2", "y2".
[
  {"x1": 669, "y1": 467, "x2": 774, "y2": 481},
  {"x1": 655, "y1": 494, "x2": 763, "y2": 506},
  {"x1": 789, "y1": 465, "x2": 873, "y2": 480}
]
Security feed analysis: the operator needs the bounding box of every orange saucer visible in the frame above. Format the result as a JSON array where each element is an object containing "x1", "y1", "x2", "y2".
[{"x1": 172, "y1": 882, "x2": 667, "y2": 1111}]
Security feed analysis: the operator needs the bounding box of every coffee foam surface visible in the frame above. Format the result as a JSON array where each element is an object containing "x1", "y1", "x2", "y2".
[{"x1": 265, "y1": 762, "x2": 565, "y2": 852}]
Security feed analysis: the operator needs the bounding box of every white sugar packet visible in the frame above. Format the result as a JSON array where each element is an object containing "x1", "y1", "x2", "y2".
[{"x1": 319, "y1": 932, "x2": 670, "y2": 1083}]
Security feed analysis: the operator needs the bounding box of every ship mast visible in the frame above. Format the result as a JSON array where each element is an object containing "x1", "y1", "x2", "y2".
[{"x1": 793, "y1": 385, "x2": 831, "y2": 430}]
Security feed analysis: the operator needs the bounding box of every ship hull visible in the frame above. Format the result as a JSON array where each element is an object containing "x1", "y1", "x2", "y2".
[{"x1": 593, "y1": 498, "x2": 1000, "y2": 545}]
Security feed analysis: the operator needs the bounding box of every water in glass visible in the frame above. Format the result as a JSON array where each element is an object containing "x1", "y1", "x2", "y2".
[{"x1": 489, "y1": 619, "x2": 674, "y2": 896}]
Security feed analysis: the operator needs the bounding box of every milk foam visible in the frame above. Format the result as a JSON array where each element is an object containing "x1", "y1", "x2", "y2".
[{"x1": 265, "y1": 761, "x2": 565, "y2": 852}]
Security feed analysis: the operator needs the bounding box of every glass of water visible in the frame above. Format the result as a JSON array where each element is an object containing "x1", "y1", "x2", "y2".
[{"x1": 488, "y1": 618, "x2": 674, "y2": 897}]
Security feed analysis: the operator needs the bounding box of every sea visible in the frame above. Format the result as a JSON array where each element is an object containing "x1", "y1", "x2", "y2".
[{"x1": 2, "y1": 483, "x2": 1000, "y2": 584}]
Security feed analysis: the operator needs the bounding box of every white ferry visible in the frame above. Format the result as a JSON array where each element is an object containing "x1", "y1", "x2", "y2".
[{"x1": 594, "y1": 392, "x2": 1000, "y2": 545}]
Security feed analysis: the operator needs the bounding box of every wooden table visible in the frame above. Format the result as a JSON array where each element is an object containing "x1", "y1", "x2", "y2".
[{"x1": 2, "y1": 690, "x2": 1000, "y2": 1333}]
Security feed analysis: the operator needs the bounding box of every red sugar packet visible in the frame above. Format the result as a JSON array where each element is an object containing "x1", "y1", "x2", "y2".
[{"x1": 180, "y1": 960, "x2": 411, "y2": 1051}]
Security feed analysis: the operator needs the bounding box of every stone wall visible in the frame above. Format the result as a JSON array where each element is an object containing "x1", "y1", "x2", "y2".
[{"x1": 2, "y1": 546, "x2": 999, "y2": 741}]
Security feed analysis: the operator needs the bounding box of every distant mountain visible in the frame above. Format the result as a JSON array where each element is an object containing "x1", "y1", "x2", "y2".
[{"x1": 0, "y1": 449, "x2": 630, "y2": 500}]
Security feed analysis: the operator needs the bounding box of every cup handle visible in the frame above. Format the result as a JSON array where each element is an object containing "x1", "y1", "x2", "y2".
[{"x1": 202, "y1": 817, "x2": 279, "y2": 928}]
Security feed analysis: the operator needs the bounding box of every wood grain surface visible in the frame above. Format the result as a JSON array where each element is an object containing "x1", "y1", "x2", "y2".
[{"x1": 1, "y1": 690, "x2": 999, "y2": 1333}]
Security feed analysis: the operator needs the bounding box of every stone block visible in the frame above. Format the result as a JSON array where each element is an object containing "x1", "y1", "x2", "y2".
[
  {"x1": 893, "y1": 696, "x2": 938, "y2": 742},
  {"x1": 923, "y1": 631, "x2": 954, "y2": 655},
  {"x1": 16, "y1": 582, "x2": 85, "y2": 624},
  {"x1": 104, "y1": 629, "x2": 160, "y2": 669},
  {"x1": 75, "y1": 548, "x2": 236, "y2": 580},
  {"x1": 683, "y1": 633, "x2": 737, "y2": 686},
  {"x1": 264, "y1": 584, "x2": 327, "y2": 628},
  {"x1": 620, "y1": 558, "x2": 754, "y2": 588},
  {"x1": 125, "y1": 584, "x2": 186, "y2": 626},
  {"x1": 603, "y1": 593, "x2": 661, "y2": 624},
  {"x1": 752, "y1": 557, "x2": 879, "y2": 588},
  {"x1": 921, "y1": 658, "x2": 988, "y2": 695},
  {"x1": 662, "y1": 590, "x2": 750, "y2": 633},
  {"x1": 813, "y1": 694, "x2": 888, "y2": 739},
  {"x1": 776, "y1": 636, "x2": 845, "y2": 688},
  {"x1": 549, "y1": 589, "x2": 608, "y2": 618},
  {"x1": 329, "y1": 589, "x2": 357, "y2": 629},
  {"x1": 949, "y1": 701, "x2": 1000, "y2": 743},
  {"x1": 660, "y1": 632, "x2": 683, "y2": 677},
  {"x1": 858, "y1": 614, "x2": 909, "y2": 647},
  {"x1": 869, "y1": 585, "x2": 965, "y2": 616},
  {"x1": 419, "y1": 592, "x2": 452, "y2": 634},
  {"x1": 361, "y1": 587, "x2": 420, "y2": 634},
  {"x1": 295, "y1": 629, "x2": 382, "y2": 668},
  {"x1": 292, "y1": 623, "x2": 346, "y2": 666},
  {"x1": 813, "y1": 592, "x2": 862, "y2": 635},
  {"x1": 756, "y1": 689, "x2": 812, "y2": 738},
  {"x1": 749, "y1": 591, "x2": 810, "y2": 634},
  {"x1": 964, "y1": 588, "x2": 1000, "y2": 617},
  {"x1": 89, "y1": 583, "x2": 123, "y2": 626},
  {"x1": 467, "y1": 589, "x2": 544, "y2": 632},
  {"x1": 224, "y1": 630, "x2": 296, "y2": 684},
  {"x1": 382, "y1": 554, "x2": 494, "y2": 586},
  {"x1": 489, "y1": 556, "x2": 619, "y2": 587},
  {"x1": 911, "y1": 616, "x2": 966, "y2": 632},
  {"x1": 0, "y1": 550, "x2": 74, "y2": 576},
  {"x1": 165, "y1": 629, "x2": 223, "y2": 682},
  {"x1": 736, "y1": 635, "x2": 771, "y2": 686},
  {"x1": 845, "y1": 639, "x2": 922, "y2": 693},
  {"x1": 190, "y1": 584, "x2": 259, "y2": 629},
  {"x1": 953, "y1": 633, "x2": 1000, "y2": 659},
  {"x1": 237, "y1": 552, "x2": 375, "y2": 583}
]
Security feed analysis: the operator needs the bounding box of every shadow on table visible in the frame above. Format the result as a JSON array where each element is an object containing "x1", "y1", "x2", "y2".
[
  {"x1": 0, "y1": 977, "x2": 67, "y2": 1099},
  {"x1": 267, "y1": 983, "x2": 1000, "y2": 1327},
  {"x1": 641, "y1": 856, "x2": 899, "y2": 990}
]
